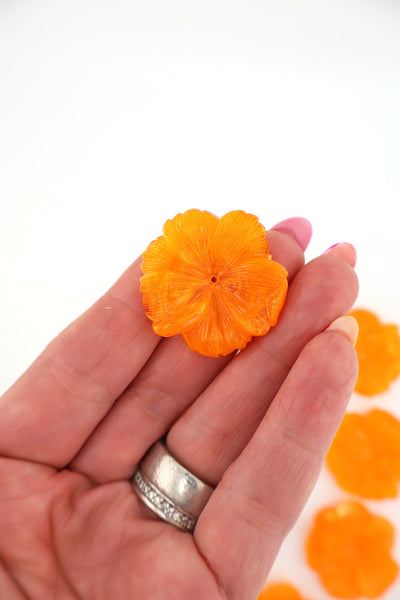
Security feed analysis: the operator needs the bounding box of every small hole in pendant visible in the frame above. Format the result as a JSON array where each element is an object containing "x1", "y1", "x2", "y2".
[{"x1": 211, "y1": 276, "x2": 217, "y2": 283}]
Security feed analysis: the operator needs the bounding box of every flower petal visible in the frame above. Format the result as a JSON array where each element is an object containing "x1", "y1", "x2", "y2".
[
  {"x1": 141, "y1": 271, "x2": 209, "y2": 337},
  {"x1": 213, "y1": 211, "x2": 269, "y2": 273},
  {"x1": 163, "y1": 209, "x2": 220, "y2": 275},
  {"x1": 141, "y1": 236, "x2": 170, "y2": 275},
  {"x1": 220, "y1": 257, "x2": 288, "y2": 334},
  {"x1": 182, "y1": 288, "x2": 252, "y2": 356},
  {"x1": 140, "y1": 211, "x2": 218, "y2": 336}
]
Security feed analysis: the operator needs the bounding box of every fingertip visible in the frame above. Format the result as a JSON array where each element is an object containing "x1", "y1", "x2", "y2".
[
  {"x1": 322, "y1": 243, "x2": 357, "y2": 268},
  {"x1": 325, "y1": 315, "x2": 359, "y2": 347},
  {"x1": 271, "y1": 217, "x2": 313, "y2": 252}
]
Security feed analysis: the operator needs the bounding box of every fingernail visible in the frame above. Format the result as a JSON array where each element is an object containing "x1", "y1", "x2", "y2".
[
  {"x1": 272, "y1": 217, "x2": 313, "y2": 252},
  {"x1": 326, "y1": 315, "x2": 359, "y2": 347},
  {"x1": 323, "y1": 242, "x2": 357, "y2": 267}
]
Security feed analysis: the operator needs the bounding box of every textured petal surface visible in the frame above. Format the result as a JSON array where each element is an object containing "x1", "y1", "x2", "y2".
[
  {"x1": 182, "y1": 288, "x2": 253, "y2": 357},
  {"x1": 141, "y1": 236, "x2": 170, "y2": 275},
  {"x1": 210, "y1": 211, "x2": 270, "y2": 281},
  {"x1": 140, "y1": 209, "x2": 288, "y2": 356},
  {"x1": 141, "y1": 272, "x2": 207, "y2": 336},
  {"x1": 163, "y1": 209, "x2": 220, "y2": 275},
  {"x1": 220, "y1": 256, "x2": 288, "y2": 334}
]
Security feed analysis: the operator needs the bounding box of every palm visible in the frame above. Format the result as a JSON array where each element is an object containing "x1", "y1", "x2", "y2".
[
  {"x1": 0, "y1": 221, "x2": 358, "y2": 600},
  {"x1": 1, "y1": 461, "x2": 220, "y2": 598}
]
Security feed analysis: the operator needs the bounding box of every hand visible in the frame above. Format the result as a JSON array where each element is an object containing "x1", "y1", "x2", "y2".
[{"x1": 0, "y1": 219, "x2": 358, "y2": 600}]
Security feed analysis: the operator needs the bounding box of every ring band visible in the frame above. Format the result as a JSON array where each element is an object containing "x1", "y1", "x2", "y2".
[{"x1": 132, "y1": 440, "x2": 214, "y2": 533}]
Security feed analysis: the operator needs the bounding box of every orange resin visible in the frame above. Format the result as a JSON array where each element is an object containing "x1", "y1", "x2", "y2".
[
  {"x1": 140, "y1": 210, "x2": 288, "y2": 357},
  {"x1": 326, "y1": 409, "x2": 400, "y2": 499},
  {"x1": 258, "y1": 582, "x2": 311, "y2": 600},
  {"x1": 306, "y1": 501, "x2": 398, "y2": 598},
  {"x1": 349, "y1": 308, "x2": 400, "y2": 395}
]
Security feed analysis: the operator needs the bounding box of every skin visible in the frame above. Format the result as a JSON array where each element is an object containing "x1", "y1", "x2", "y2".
[{"x1": 0, "y1": 220, "x2": 358, "y2": 600}]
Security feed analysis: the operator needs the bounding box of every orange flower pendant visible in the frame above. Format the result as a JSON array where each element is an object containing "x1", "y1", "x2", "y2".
[{"x1": 140, "y1": 210, "x2": 288, "y2": 357}]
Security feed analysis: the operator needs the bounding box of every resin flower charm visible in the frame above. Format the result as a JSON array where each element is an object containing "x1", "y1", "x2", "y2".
[
  {"x1": 257, "y1": 582, "x2": 311, "y2": 600},
  {"x1": 348, "y1": 308, "x2": 400, "y2": 395},
  {"x1": 326, "y1": 409, "x2": 400, "y2": 499},
  {"x1": 306, "y1": 501, "x2": 399, "y2": 598},
  {"x1": 140, "y1": 210, "x2": 288, "y2": 357}
]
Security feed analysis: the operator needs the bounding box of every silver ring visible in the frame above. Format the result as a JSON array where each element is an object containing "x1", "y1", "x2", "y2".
[{"x1": 132, "y1": 440, "x2": 214, "y2": 533}]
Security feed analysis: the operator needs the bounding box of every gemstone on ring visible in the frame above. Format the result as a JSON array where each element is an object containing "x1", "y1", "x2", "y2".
[{"x1": 133, "y1": 470, "x2": 196, "y2": 532}]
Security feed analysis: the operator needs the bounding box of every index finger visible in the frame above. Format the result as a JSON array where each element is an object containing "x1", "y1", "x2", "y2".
[{"x1": 0, "y1": 258, "x2": 160, "y2": 467}]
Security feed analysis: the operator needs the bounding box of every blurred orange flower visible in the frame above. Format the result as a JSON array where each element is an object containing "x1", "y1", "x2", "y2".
[
  {"x1": 258, "y1": 581, "x2": 311, "y2": 600},
  {"x1": 306, "y1": 501, "x2": 399, "y2": 598},
  {"x1": 326, "y1": 409, "x2": 400, "y2": 499},
  {"x1": 349, "y1": 308, "x2": 400, "y2": 395},
  {"x1": 140, "y1": 209, "x2": 288, "y2": 357}
]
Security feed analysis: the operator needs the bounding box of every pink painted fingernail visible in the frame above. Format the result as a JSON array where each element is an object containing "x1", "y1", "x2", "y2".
[
  {"x1": 323, "y1": 242, "x2": 357, "y2": 267},
  {"x1": 326, "y1": 315, "x2": 359, "y2": 347},
  {"x1": 272, "y1": 217, "x2": 313, "y2": 251}
]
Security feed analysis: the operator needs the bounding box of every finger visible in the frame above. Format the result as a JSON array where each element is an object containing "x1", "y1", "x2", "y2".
[
  {"x1": 0, "y1": 258, "x2": 160, "y2": 467},
  {"x1": 71, "y1": 225, "x2": 307, "y2": 482},
  {"x1": 195, "y1": 323, "x2": 359, "y2": 600},
  {"x1": 271, "y1": 216, "x2": 313, "y2": 252},
  {"x1": 166, "y1": 245, "x2": 358, "y2": 486}
]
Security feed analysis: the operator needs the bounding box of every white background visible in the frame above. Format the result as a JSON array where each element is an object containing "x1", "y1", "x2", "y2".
[{"x1": 1, "y1": 1, "x2": 400, "y2": 598}]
